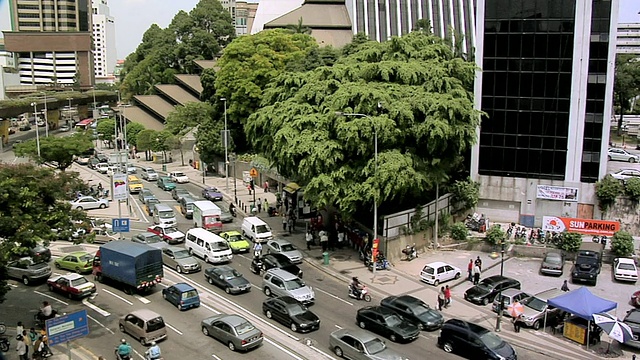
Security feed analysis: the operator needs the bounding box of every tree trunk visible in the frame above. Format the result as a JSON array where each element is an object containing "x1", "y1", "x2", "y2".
[{"x1": 618, "y1": 93, "x2": 625, "y2": 137}]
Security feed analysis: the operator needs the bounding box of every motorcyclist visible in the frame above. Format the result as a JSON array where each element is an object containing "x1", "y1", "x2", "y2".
[
  {"x1": 146, "y1": 341, "x2": 161, "y2": 360},
  {"x1": 229, "y1": 202, "x2": 236, "y2": 217},
  {"x1": 117, "y1": 339, "x2": 132, "y2": 360},
  {"x1": 350, "y1": 277, "x2": 363, "y2": 299},
  {"x1": 37, "y1": 301, "x2": 53, "y2": 323}
]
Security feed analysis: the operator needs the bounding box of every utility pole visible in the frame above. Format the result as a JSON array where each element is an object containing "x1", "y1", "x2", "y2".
[
  {"x1": 221, "y1": 97, "x2": 229, "y2": 192},
  {"x1": 42, "y1": 92, "x2": 49, "y2": 137},
  {"x1": 30, "y1": 102, "x2": 41, "y2": 157}
]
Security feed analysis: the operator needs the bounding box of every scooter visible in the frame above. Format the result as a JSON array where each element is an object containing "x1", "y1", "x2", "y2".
[
  {"x1": 348, "y1": 285, "x2": 372, "y2": 302},
  {"x1": 0, "y1": 336, "x2": 9, "y2": 352},
  {"x1": 115, "y1": 350, "x2": 131, "y2": 360},
  {"x1": 144, "y1": 350, "x2": 164, "y2": 360},
  {"x1": 401, "y1": 244, "x2": 417, "y2": 261},
  {"x1": 34, "y1": 310, "x2": 59, "y2": 328}
]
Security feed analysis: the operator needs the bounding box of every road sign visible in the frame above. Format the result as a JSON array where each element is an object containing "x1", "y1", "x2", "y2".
[
  {"x1": 112, "y1": 218, "x2": 130, "y2": 232},
  {"x1": 46, "y1": 310, "x2": 89, "y2": 346},
  {"x1": 112, "y1": 173, "x2": 128, "y2": 201},
  {"x1": 249, "y1": 167, "x2": 258, "y2": 178}
]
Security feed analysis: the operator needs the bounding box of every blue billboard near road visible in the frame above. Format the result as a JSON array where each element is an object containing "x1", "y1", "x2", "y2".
[{"x1": 46, "y1": 310, "x2": 90, "y2": 346}]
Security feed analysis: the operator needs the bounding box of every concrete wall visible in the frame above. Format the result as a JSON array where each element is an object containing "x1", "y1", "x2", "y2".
[{"x1": 604, "y1": 196, "x2": 640, "y2": 235}]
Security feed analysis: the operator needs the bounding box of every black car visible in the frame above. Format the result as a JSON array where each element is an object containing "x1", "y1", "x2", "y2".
[
  {"x1": 624, "y1": 309, "x2": 640, "y2": 349},
  {"x1": 204, "y1": 265, "x2": 251, "y2": 294},
  {"x1": 380, "y1": 295, "x2": 444, "y2": 331},
  {"x1": 171, "y1": 188, "x2": 191, "y2": 202},
  {"x1": 464, "y1": 275, "x2": 521, "y2": 305},
  {"x1": 356, "y1": 306, "x2": 420, "y2": 343},
  {"x1": 13, "y1": 243, "x2": 52, "y2": 263},
  {"x1": 437, "y1": 319, "x2": 517, "y2": 360},
  {"x1": 262, "y1": 296, "x2": 320, "y2": 333},
  {"x1": 251, "y1": 253, "x2": 303, "y2": 278}
]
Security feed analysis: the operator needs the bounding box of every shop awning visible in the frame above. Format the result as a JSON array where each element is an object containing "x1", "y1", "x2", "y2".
[{"x1": 283, "y1": 182, "x2": 301, "y2": 194}]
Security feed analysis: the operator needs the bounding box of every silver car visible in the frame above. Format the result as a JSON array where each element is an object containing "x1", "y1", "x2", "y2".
[
  {"x1": 162, "y1": 246, "x2": 200, "y2": 274},
  {"x1": 608, "y1": 148, "x2": 639, "y2": 163},
  {"x1": 201, "y1": 314, "x2": 263, "y2": 352},
  {"x1": 140, "y1": 167, "x2": 158, "y2": 181},
  {"x1": 69, "y1": 196, "x2": 109, "y2": 210},
  {"x1": 519, "y1": 288, "x2": 565, "y2": 329},
  {"x1": 262, "y1": 269, "x2": 314, "y2": 304},
  {"x1": 329, "y1": 328, "x2": 407, "y2": 360},
  {"x1": 7, "y1": 257, "x2": 52, "y2": 285},
  {"x1": 265, "y1": 238, "x2": 303, "y2": 264}
]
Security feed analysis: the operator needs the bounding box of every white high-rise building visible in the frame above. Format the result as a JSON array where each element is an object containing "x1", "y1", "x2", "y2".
[{"x1": 92, "y1": 0, "x2": 117, "y2": 82}]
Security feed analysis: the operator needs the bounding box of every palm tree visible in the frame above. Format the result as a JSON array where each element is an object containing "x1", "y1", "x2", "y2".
[{"x1": 288, "y1": 17, "x2": 311, "y2": 34}]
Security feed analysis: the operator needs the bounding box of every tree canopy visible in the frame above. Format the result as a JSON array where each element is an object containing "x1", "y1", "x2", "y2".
[
  {"x1": 96, "y1": 119, "x2": 116, "y2": 143},
  {"x1": 614, "y1": 54, "x2": 640, "y2": 135},
  {"x1": 14, "y1": 133, "x2": 93, "y2": 171},
  {"x1": 246, "y1": 32, "x2": 481, "y2": 217},
  {"x1": 166, "y1": 102, "x2": 213, "y2": 136}
]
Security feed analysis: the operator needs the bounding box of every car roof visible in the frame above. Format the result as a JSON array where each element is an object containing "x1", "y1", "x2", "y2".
[
  {"x1": 483, "y1": 275, "x2": 509, "y2": 284},
  {"x1": 499, "y1": 288, "x2": 526, "y2": 297},
  {"x1": 140, "y1": 232, "x2": 158, "y2": 237},
  {"x1": 334, "y1": 328, "x2": 378, "y2": 342},
  {"x1": 222, "y1": 230, "x2": 241, "y2": 235},
  {"x1": 360, "y1": 306, "x2": 395, "y2": 316},
  {"x1": 59, "y1": 273, "x2": 85, "y2": 280},
  {"x1": 172, "y1": 282, "x2": 196, "y2": 292},
  {"x1": 272, "y1": 296, "x2": 300, "y2": 305},
  {"x1": 617, "y1": 258, "x2": 636, "y2": 264},
  {"x1": 444, "y1": 319, "x2": 490, "y2": 335},
  {"x1": 217, "y1": 314, "x2": 248, "y2": 326},
  {"x1": 267, "y1": 253, "x2": 291, "y2": 262},
  {"x1": 166, "y1": 246, "x2": 186, "y2": 252},
  {"x1": 424, "y1": 261, "x2": 451, "y2": 268},
  {"x1": 215, "y1": 265, "x2": 235, "y2": 272},
  {"x1": 129, "y1": 309, "x2": 162, "y2": 321},
  {"x1": 391, "y1": 295, "x2": 424, "y2": 305},
  {"x1": 271, "y1": 238, "x2": 291, "y2": 245},
  {"x1": 266, "y1": 268, "x2": 298, "y2": 279},
  {"x1": 64, "y1": 251, "x2": 92, "y2": 257}
]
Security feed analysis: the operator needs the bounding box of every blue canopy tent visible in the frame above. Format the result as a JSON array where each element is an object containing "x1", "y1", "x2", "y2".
[{"x1": 547, "y1": 287, "x2": 617, "y2": 347}]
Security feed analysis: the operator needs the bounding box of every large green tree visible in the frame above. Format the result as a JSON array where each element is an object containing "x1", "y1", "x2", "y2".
[
  {"x1": 14, "y1": 133, "x2": 93, "y2": 171},
  {"x1": 125, "y1": 122, "x2": 145, "y2": 147},
  {"x1": 136, "y1": 129, "x2": 159, "y2": 161},
  {"x1": 0, "y1": 164, "x2": 89, "y2": 302},
  {"x1": 246, "y1": 32, "x2": 481, "y2": 217},
  {"x1": 614, "y1": 54, "x2": 640, "y2": 135},
  {"x1": 96, "y1": 119, "x2": 116, "y2": 144},
  {"x1": 165, "y1": 102, "x2": 214, "y2": 136}
]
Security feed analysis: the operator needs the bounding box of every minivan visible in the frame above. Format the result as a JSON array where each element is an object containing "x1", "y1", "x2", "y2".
[
  {"x1": 262, "y1": 268, "x2": 315, "y2": 305},
  {"x1": 179, "y1": 196, "x2": 196, "y2": 219},
  {"x1": 438, "y1": 319, "x2": 517, "y2": 359},
  {"x1": 184, "y1": 228, "x2": 233, "y2": 264},
  {"x1": 153, "y1": 204, "x2": 177, "y2": 226},
  {"x1": 519, "y1": 288, "x2": 565, "y2": 330},
  {"x1": 241, "y1": 217, "x2": 273, "y2": 243},
  {"x1": 162, "y1": 283, "x2": 200, "y2": 311},
  {"x1": 119, "y1": 309, "x2": 167, "y2": 345}
]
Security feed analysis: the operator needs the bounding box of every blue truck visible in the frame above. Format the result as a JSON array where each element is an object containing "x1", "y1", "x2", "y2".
[{"x1": 92, "y1": 241, "x2": 164, "y2": 294}]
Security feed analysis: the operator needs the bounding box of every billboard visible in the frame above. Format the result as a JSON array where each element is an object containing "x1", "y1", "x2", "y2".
[
  {"x1": 112, "y1": 173, "x2": 128, "y2": 201},
  {"x1": 542, "y1": 216, "x2": 620, "y2": 237},
  {"x1": 536, "y1": 185, "x2": 578, "y2": 202}
]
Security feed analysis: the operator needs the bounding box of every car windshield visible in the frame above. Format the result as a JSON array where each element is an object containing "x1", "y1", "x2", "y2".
[
  {"x1": 626, "y1": 311, "x2": 640, "y2": 324},
  {"x1": 173, "y1": 250, "x2": 191, "y2": 259},
  {"x1": 130, "y1": 180, "x2": 142, "y2": 185},
  {"x1": 423, "y1": 267, "x2": 435, "y2": 275},
  {"x1": 222, "y1": 270, "x2": 241, "y2": 279},
  {"x1": 212, "y1": 241, "x2": 229, "y2": 251},
  {"x1": 164, "y1": 227, "x2": 179, "y2": 233},
  {"x1": 159, "y1": 211, "x2": 174, "y2": 219},
  {"x1": 145, "y1": 235, "x2": 163, "y2": 243},
  {"x1": 619, "y1": 263, "x2": 636, "y2": 271},
  {"x1": 287, "y1": 303, "x2": 308, "y2": 316},
  {"x1": 186, "y1": 204, "x2": 193, "y2": 210},
  {"x1": 363, "y1": 338, "x2": 386, "y2": 354},
  {"x1": 479, "y1": 331, "x2": 505, "y2": 350},
  {"x1": 234, "y1": 321, "x2": 255, "y2": 335},
  {"x1": 148, "y1": 199, "x2": 160, "y2": 206},
  {"x1": 256, "y1": 225, "x2": 270, "y2": 234},
  {"x1": 476, "y1": 282, "x2": 495, "y2": 291},
  {"x1": 181, "y1": 290, "x2": 198, "y2": 299},
  {"x1": 79, "y1": 254, "x2": 93, "y2": 262},
  {"x1": 147, "y1": 317, "x2": 165, "y2": 332},
  {"x1": 284, "y1": 278, "x2": 305, "y2": 290},
  {"x1": 412, "y1": 304, "x2": 432, "y2": 316},
  {"x1": 70, "y1": 277, "x2": 89, "y2": 287},
  {"x1": 146, "y1": 169, "x2": 156, "y2": 174},
  {"x1": 545, "y1": 254, "x2": 562, "y2": 264},
  {"x1": 523, "y1": 296, "x2": 547, "y2": 312},
  {"x1": 281, "y1": 244, "x2": 295, "y2": 252},
  {"x1": 174, "y1": 172, "x2": 185, "y2": 177},
  {"x1": 227, "y1": 234, "x2": 242, "y2": 242},
  {"x1": 384, "y1": 314, "x2": 403, "y2": 327}
]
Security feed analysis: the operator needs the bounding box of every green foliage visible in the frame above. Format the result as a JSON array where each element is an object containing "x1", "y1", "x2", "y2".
[
  {"x1": 450, "y1": 177, "x2": 480, "y2": 211},
  {"x1": 438, "y1": 212, "x2": 451, "y2": 234},
  {"x1": 625, "y1": 177, "x2": 640, "y2": 202},
  {"x1": 611, "y1": 230, "x2": 635, "y2": 257},
  {"x1": 96, "y1": 119, "x2": 116, "y2": 142},
  {"x1": 558, "y1": 232, "x2": 583, "y2": 253},
  {"x1": 450, "y1": 222, "x2": 469, "y2": 242},
  {"x1": 341, "y1": 33, "x2": 373, "y2": 56},
  {"x1": 246, "y1": 32, "x2": 480, "y2": 217},
  {"x1": 285, "y1": 46, "x2": 341, "y2": 73},
  {"x1": 166, "y1": 102, "x2": 214, "y2": 135},
  {"x1": 595, "y1": 175, "x2": 624, "y2": 211},
  {"x1": 125, "y1": 122, "x2": 145, "y2": 147},
  {"x1": 136, "y1": 129, "x2": 159, "y2": 152},
  {"x1": 614, "y1": 54, "x2": 640, "y2": 134},
  {"x1": 14, "y1": 133, "x2": 93, "y2": 171},
  {"x1": 485, "y1": 225, "x2": 505, "y2": 245},
  {"x1": 152, "y1": 131, "x2": 179, "y2": 153},
  {"x1": 200, "y1": 68, "x2": 217, "y2": 102},
  {"x1": 0, "y1": 164, "x2": 90, "y2": 303}
]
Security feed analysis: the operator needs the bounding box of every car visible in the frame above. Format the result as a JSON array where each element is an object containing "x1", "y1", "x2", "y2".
[
  {"x1": 463, "y1": 275, "x2": 521, "y2": 305},
  {"x1": 157, "y1": 177, "x2": 176, "y2": 191},
  {"x1": 437, "y1": 319, "x2": 517, "y2": 359},
  {"x1": 138, "y1": 188, "x2": 155, "y2": 203},
  {"x1": 119, "y1": 310, "x2": 168, "y2": 345},
  {"x1": 90, "y1": 225, "x2": 119, "y2": 244},
  {"x1": 47, "y1": 273, "x2": 96, "y2": 299},
  {"x1": 126, "y1": 165, "x2": 137, "y2": 174},
  {"x1": 491, "y1": 289, "x2": 531, "y2": 316},
  {"x1": 204, "y1": 265, "x2": 251, "y2": 294},
  {"x1": 19, "y1": 124, "x2": 31, "y2": 131},
  {"x1": 54, "y1": 251, "x2": 94, "y2": 273},
  {"x1": 6, "y1": 257, "x2": 52, "y2": 285},
  {"x1": 95, "y1": 163, "x2": 109, "y2": 173},
  {"x1": 162, "y1": 246, "x2": 201, "y2": 274},
  {"x1": 380, "y1": 295, "x2": 444, "y2": 331},
  {"x1": 131, "y1": 232, "x2": 168, "y2": 249},
  {"x1": 140, "y1": 167, "x2": 158, "y2": 181},
  {"x1": 145, "y1": 197, "x2": 161, "y2": 216},
  {"x1": 356, "y1": 305, "x2": 420, "y2": 343},
  {"x1": 179, "y1": 196, "x2": 196, "y2": 219},
  {"x1": 614, "y1": 257, "x2": 638, "y2": 283},
  {"x1": 329, "y1": 328, "x2": 406, "y2": 360},
  {"x1": 220, "y1": 205, "x2": 234, "y2": 223},
  {"x1": 202, "y1": 186, "x2": 223, "y2": 201},
  {"x1": 162, "y1": 283, "x2": 200, "y2": 310},
  {"x1": 12, "y1": 243, "x2": 52, "y2": 263},
  {"x1": 608, "y1": 148, "x2": 639, "y2": 163},
  {"x1": 201, "y1": 314, "x2": 264, "y2": 352},
  {"x1": 419, "y1": 261, "x2": 462, "y2": 286},
  {"x1": 540, "y1": 251, "x2": 565, "y2": 276},
  {"x1": 88, "y1": 157, "x2": 100, "y2": 169},
  {"x1": 263, "y1": 296, "x2": 320, "y2": 333},
  {"x1": 171, "y1": 188, "x2": 192, "y2": 202},
  {"x1": 610, "y1": 168, "x2": 640, "y2": 182},
  {"x1": 219, "y1": 231, "x2": 251, "y2": 253},
  {"x1": 106, "y1": 165, "x2": 119, "y2": 176},
  {"x1": 623, "y1": 309, "x2": 640, "y2": 349},
  {"x1": 96, "y1": 153, "x2": 109, "y2": 163},
  {"x1": 518, "y1": 288, "x2": 565, "y2": 330},
  {"x1": 169, "y1": 171, "x2": 189, "y2": 184},
  {"x1": 262, "y1": 268, "x2": 315, "y2": 304},
  {"x1": 147, "y1": 224, "x2": 185, "y2": 244},
  {"x1": 69, "y1": 196, "x2": 109, "y2": 210},
  {"x1": 250, "y1": 253, "x2": 302, "y2": 278},
  {"x1": 59, "y1": 124, "x2": 70, "y2": 132},
  {"x1": 74, "y1": 155, "x2": 90, "y2": 165},
  {"x1": 265, "y1": 238, "x2": 303, "y2": 264}
]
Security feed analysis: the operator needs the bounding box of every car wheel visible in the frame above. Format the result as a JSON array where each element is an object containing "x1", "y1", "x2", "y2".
[
  {"x1": 188, "y1": 248, "x2": 193, "y2": 255},
  {"x1": 631, "y1": 158, "x2": 637, "y2": 163},
  {"x1": 68, "y1": 292, "x2": 74, "y2": 300},
  {"x1": 482, "y1": 297, "x2": 489, "y2": 305},
  {"x1": 454, "y1": 272, "x2": 461, "y2": 280},
  {"x1": 334, "y1": 346, "x2": 344, "y2": 357},
  {"x1": 390, "y1": 334, "x2": 397, "y2": 342},
  {"x1": 55, "y1": 263, "x2": 61, "y2": 269},
  {"x1": 76, "y1": 206, "x2": 83, "y2": 210},
  {"x1": 607, "y1": 155, "x2": 612, "y2": 161},
  {"x1": 75, "y1": 267, "x2": 81, "y2": 274},
  {"x1": 119, "y1": 324, "x2": 125, "y2": 333},
  {"x1": 290, "y1": 322, "x2": 298, "y2": 332},
  {"x1": 266, "y1": 310, "x2": 273, "y2": 319},
  {"x1": 264, "y1": 287, "x2": 272, "y2": 297},
  {"x1": 95, "y1": 273, "x2": 103, "y2": 283},
  {"x1": 443, "y1": 340, "x2": 454, "y2": 353},
  {"x1": 228, "y1": 342, "x2": 236, "y2": 351},
  {"x1": 176, "y1": 265, "x2": 182, "y2": 274},
  {"x1": 99, "y1": 204, "x2": 106, "y2": 209},
  {"x1": 433, "y1": 279, "x2": 439, "y2": 286},
  {"x1": 417, "y1": 323, "x2": 424, "y2": 331},
  {"x1": 204, "y1": 255, "x2": 209, "y2": 264},
  {"x1": 140, "y1": 337, "x2": 147, "y2": 346},
  {"x1": 533, "y1": 320, "x2": 541, "y2": 330},
  {"x1": 207, "y1": 277, "x2": 214, "y2": 285},
  {"x1": 48, "y1": 284, "x2": 54, "y2": 292},
  {"x1": 22, "y1": 277, "x2": 30, "y2": 285},
  {"x1": 225, "y1": 287, "x2": 231, "y2": 294},
  {"x1": 202, "y1": 326, "x2": 210, "y2": 336},
  {"x1": 177, "y1": 304, "x2": 183, "y2": 311},
  {"x1": 162, "y1": 293, "x2": 167, "y2": 300},
  {"x1": 358, "y1": 320, "x2": 366, "y2": 329}
]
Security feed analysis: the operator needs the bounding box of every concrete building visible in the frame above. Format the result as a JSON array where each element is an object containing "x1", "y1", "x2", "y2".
[
  {"x1": 617, "y1": 22, "x2": 640, "y2": 56},
  {"x1": 92, "y1": 0, "x2": 116, "y2": 83},
  {"x1": 2, "y1": 0, "x2": 94, "y2": 87},
  {"x1": 221, "y1": 0, "x2": 259, "y2": 36}
]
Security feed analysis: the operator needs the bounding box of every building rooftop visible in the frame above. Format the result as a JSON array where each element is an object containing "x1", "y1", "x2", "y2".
[
  {"x1": 133, "y1": 95, "x2": 175, "y2": 120},
  {"x1": 194, "y1": 60, "x2": 218, "y2": 71},
  {"x1": 155, "y1": 84, "x2": 200, "y2": 106},
  {"x1": 120, "y1": 106, "x2": 165, "y2": 131},
  {"x1": 174, "y1": 74, "x2": 204, "y2": 96}
]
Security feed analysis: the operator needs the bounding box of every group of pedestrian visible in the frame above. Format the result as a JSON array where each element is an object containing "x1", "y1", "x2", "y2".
[
  {"x1": 467, "y1": 256, "x2": 482, "y2": 285},
  {"x1": 437, "y1": 285, "x2": 452, "y2": 311},
  {"x1": 14, "y1": 321, "x2": 48, "y2": 360}
]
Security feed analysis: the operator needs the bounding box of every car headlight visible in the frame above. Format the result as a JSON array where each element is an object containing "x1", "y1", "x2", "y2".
[
  {"x1": 300, "y1": 323, "x2": 308, "y2": 328},
  {"x1": 573, "y1": 272, "x2": 578, "y2": 276}
]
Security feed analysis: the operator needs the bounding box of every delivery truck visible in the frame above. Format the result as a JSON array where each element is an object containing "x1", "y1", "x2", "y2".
[
  {"x1": 193, "y1": 200, "x2": 222, "y2": 230},
  {"x1": 92, "y1": 241, "x2": 163, "y2": 294}
]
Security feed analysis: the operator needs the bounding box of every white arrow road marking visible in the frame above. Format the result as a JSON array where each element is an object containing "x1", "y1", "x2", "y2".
[
  {"x1": 133, "y1": 295, "x2": 150, "y2": 304},
  {"x1": 82, "y1": 298, "x2": 110, "y2": 317},
  {"x1": 34, "y1": 290, "x2": 69, "y2": 306}
]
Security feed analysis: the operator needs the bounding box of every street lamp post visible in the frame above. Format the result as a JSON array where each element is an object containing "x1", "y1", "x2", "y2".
[
  {"x1": 221, "y1": 97, "x2": 229, "y2": 192},
  {"x1": 490, "y1": 240, "x2": 507, "y2": 332},
  {"x1": 230, "y1": 153, "x2": 237, "y2": 202},
  {"x1": 30, "y1": 102, "x2": 41, "y2": 157},
  {"x1": 42, "y1": 92, "x2": 48, "y2": 137}
]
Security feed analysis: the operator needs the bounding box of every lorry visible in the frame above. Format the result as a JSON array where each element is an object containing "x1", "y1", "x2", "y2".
[
  {"x1": 92, "y1": 241, "x2": 163, "y2": 294},
  {"x1": 570, "y1": 242, "x2": 603, "y2": 286},
  {"x1": 193, "y1": 200, "x2": 222, "y2": 230}
]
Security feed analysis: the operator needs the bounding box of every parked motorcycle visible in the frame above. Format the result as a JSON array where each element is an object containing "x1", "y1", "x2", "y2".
[
  {"x1": 348, "y1": 285, "x2": 372, "y2": 302},
  {"x1": 0, "y1": 336, "x2": 9, "y2": 352},
  {"x1": 0, "y1": 321, "x2": 5, "y2": 334},
  {"x1": 401, "y1": 244, "x2": 417, "y2": 261},
  {"x1": 365, "y1": 255, "x2": 390, "y2": 271}
]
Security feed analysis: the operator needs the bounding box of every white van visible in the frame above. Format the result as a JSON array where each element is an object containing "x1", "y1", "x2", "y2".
[
  {"x1": 192, "y1": 200, "x2": 222, "y2": 230},
  {"x1": 184, "y1": 228, "x2": 232, "y2": 264},
  {"x1": 153, "y1": 204, "x2": 177, "y2": 226},
  {"x1": 241, "y1": 217, "x2": 273, "y2": 243}
]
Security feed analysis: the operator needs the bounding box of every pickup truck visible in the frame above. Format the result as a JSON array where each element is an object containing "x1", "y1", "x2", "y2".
[
  {"x1": 92, "y1": 241, "x2": 163, "y2": 294},
  {"x1": 571, "y1": 242, "x2": 603, "y2": 286}
]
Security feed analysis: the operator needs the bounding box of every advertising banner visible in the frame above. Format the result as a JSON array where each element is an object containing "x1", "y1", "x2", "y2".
[
  {"x1": 536, "y1": 185, "x2": 578, "y2": 202},
  {"x1": 542, "y1": 216, "x2": 620, "y2": 236},
  {"x1": 112, "y1": 174, "x2": 128, "y2": 201}
]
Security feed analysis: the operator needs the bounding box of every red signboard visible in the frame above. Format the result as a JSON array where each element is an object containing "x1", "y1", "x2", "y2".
[
  {"x1": 542, "y1": 216, "x2": 620, "y2": 236},
  {"x1": 372, "y1": 238, "x2": 380, "y2": 261}
]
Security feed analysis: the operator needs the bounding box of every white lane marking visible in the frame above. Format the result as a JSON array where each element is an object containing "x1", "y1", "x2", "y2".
[
  {"x1": 132, "y1": 348, "x2": 144, "y2": 360},
  {"x1": 252, "y1": 284, "x2": 262, "y2": 291},
  {"x1": 134, "y1": 295, "x2": 150, "y2": 304},
  {"x1": 82, "y1": 298, "x2": 111, "y2": 317},
  {"x1": 8, "y1": 284, "x2": 18, "y2": 288},
  {"x1": 265, "y1": 338, "x2": 304, "y2": 360},
  {"x1": 334, "y1": 325, "x2": 342, "y2": 329},
  {"x1": 131, "y1": 194, "x2": 148, "y2": 223},
  {"x1": 102, "y1": 288, "x2": 133, "y2": 305},
  {"x1": 315, "y1": 288, "x2": 353, "y2": 306},
  {"x1": 87, "y1": 314, "x2": 115, "y2": 334},
  {"x1": 309, "y1": 345, "x2": 338, "y2": 360},
  {"x1": 201, "y1": 303, "x2": 221, "y2": 314},
  {"x1": 165, "y1": 322, "x2": 183, "y2": 335},
  {"x1": 34, "y1": 290, "x2": 69, "y2": 306},
  {"x1": 211, "y1": 355, "x2": 222, "y2": 360}
]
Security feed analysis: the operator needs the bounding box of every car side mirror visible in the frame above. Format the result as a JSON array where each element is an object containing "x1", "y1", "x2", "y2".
[{"x1": 219, "y1": 275, "x2": 224, "y2": 280}]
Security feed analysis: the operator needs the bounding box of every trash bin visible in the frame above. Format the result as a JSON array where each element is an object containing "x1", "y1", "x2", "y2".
[
  {"x1": 162, "y1": 164, "x2": 166, "y2": 172},
  {"x1": 322, "y1": 252, "x2": 330, "y2": 265}
]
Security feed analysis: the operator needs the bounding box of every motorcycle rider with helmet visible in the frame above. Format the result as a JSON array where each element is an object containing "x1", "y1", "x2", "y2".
[
  {"x1": 117, "y1": 339, "x2": 132, "y2": 360},
  {"x1": 146, "y1": 341, "x2": 161, "y2": 360},
  {"x1": 350, "y1": 277, "x2": 364, "y2": 299}
]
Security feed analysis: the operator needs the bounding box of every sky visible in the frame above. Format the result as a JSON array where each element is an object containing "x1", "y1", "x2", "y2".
[{"x1": 110, "y1": 0, "x2": 640, "y2": 60}]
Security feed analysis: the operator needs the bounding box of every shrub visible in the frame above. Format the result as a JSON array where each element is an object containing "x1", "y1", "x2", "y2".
[
  {"x1": 485, "y1": 225, "x2": 505, "y2": 245},
  {"x1": 611, "y1": 230, "x2": 635, "y2": 257},
  {"x1": 595, "y1": 175, "x2": 624, "y2": 211},
  {"x1": 625, "y1": 177, "x2": 640, "y2": 202},
  {"x1": 558, "y1": 232, "x2": 582, "y2": 252},
  {"x1": 450, "y1": 222, "x2": 469, "y2": 241},
  {"x1": 450, "y1": 177, "x2": 480, "y2": 211}
]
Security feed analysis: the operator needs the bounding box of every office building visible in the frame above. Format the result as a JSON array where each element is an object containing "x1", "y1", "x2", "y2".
[
  {"x1": 617, "y1": 22, "x2": 640, "y2": 56},
  {"x1": 220, "y1": 0, "x2": 259, "y2": 36},
  {"x1": 92, "y1": 0, "x2": 116, "y2": 83}
]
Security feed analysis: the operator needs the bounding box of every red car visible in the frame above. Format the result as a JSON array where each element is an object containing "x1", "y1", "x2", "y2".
[
  {"x1": 631, "y1": 290, "x2": 640, "y2": 307},
  {"x1": 47, "y1": 273, "x2": 96, "y2": 299},
  {"x1": 147, "y1": 224, "x2": 185, "y2": 244}
]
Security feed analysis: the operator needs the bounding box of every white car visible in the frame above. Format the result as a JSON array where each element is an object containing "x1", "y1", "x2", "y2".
[
  {"x1": 169, "y1": 171, "x2": 189, "y2": 183},
  {"x1": 106, "y1": 165, "x2": 119, "y2": 176},
  {"x1": 614, "y1": 258, "x2": 638, "y2": 283},
  {"x1": 610, "y1": 169, "x2": 640, "y2": 182},
  {"x1": 95, "y1": 163, "x2": 109, "y2": 174},
  {"x1": 70, "y1": 196, "x2": 109, "y2": 210},
  {"x1": 419, "y1": 261, "x2": 461, "y2": 286},
  {"x1": 147, "y1": 224, "x2": 185, "y2": 245},
  {"x1": 265, "y1": 238, "x2": 303, "y2": 264},
  {"x1": 74, "y1": 156, "x2": 90, "y2": 165},
  {"x1": 608, "y1": 148, "x2": 639, "y2": 163}
]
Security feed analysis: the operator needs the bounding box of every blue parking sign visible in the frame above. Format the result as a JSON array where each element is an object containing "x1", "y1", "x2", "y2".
[{"x1": 112, "y1": 218, "x2": 130, "y2": 232}]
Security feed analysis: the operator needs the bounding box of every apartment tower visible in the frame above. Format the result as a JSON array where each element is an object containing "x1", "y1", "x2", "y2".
[{"x1": 92, "y1": 0, "x2": 116, "y2": 83}]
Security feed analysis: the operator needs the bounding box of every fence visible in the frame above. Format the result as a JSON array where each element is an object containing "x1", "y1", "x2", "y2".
[{"x1": 382, "y1": 193, "x2": 458, "y2": 239}]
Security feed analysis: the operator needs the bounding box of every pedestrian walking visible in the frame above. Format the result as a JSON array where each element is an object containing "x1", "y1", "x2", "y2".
[
  {"x1": 288, "y1": 216, "x2": 295, "y2": 233},
  {"x1": 320, "y1": 230, "x2": 329, "y2": 252},
  {"x1": 263, "y1": 199, "x2": 269, "y2": 213},
  {"x1": 306, "y1": 230, "x2": 314, "y2": 250},
  {"x1": 512, "y1": 315, "x2": 522, "y2": 333},
  {"x1": 253, "y1": 242, "x2": 263, "y2": 258},
  {"x1": 16, "y1": 335, "x2": 27, "y2": 360},
  {"x1": 444, "y1": 285, "x2": 451, "y2": 308},
  {"x1": 264, "y1": 180, "x2": 269, "y2": 192},
  {"x1": 474, "y1": 256, "x2": 483, "y2": 271},
  {"x1": 247, "y1": 184, "x2": 252, "y2": 195},
  {"x1": 22, "y1": 330, "x2": 30, "y2": 360},
  {"x1": 473, "y1": 264, "x2": 481, "y2": 285},
  {"x1": 16, "y1": 321, "x2": 24, "y2": 340},
  {"x1": 437, "y1": 288, "x2": 445, "y2": 311},
  {"x1": 282, "y1": 214, "x2": 287, "y2": 231},
  {"x1": 467, "y1": 259, "x2": 473, "y2": 281},
  {"x1": 337, "y1": 229, "x2": 345, "y2": 249},
  {"x1": 561, "y1": 280, "x2": 570, "y2": 292},
  {"x1": 257, "y1": 198, "x2": 262, "y2": 213}
]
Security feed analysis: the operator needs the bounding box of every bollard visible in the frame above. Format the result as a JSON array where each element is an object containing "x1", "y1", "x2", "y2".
[
  {"x1": 162, "y1": 164, "x2": 166, "y2": 172},
  {"x1": 323, "y1": 252, "x2": 330, "y2": 265}
]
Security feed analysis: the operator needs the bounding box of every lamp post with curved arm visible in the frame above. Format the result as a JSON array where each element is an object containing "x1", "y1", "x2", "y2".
[{"x1": 30, "y1": 102, "x2": 41, "y2": 157}]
